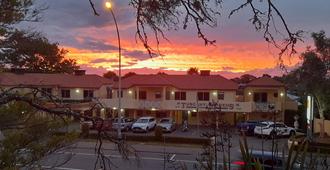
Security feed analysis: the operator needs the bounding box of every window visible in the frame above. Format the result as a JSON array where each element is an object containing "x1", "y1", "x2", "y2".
[
  {"x1": 106, "y1": 87, "x2": 112, "y2": 99},
  {"x1": 175, "y1": 91, "x2": 186, "y2": 100},
  {"x1": 139, "y1": 91, "x2": 147, "y2": 100},
  {"x1": 155, "y1": 91, "x2": 162, "y2": 99},
  {"x1": 41, "y1": 88, "x2": 52, "y2": 96},
  {"x1": 117, "y1": 90, "x2": 123, "y2": 98},
  {"x1": 197, "y1": 92, "x2": 209, "y2": 101},
  {"x1": 84, "y1": 90, "x2": 94, "y2": 99},
  {"x1": 217, "y1": 91, "x2": 224, "y2": 100},
  {"x1": 165, "y1": 91, "x2": 171, "y2": 100},
  {"x1": 253, "y1": 92, "x2": 267, "y2": 102},
  {"x1": 274, "y1": 92, "x2": 278, "y2": 98},
  {"x1": 61, "y1": 89, "x2": 70, "y2": 98}
]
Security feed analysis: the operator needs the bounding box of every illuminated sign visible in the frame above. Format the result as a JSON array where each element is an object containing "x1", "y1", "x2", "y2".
[
  {"x1": 174, "y1": 101, "x2": 247, "y2": 112},
  {"x1": 306, "y1": 95, "x2": 314, "y2": 124}
]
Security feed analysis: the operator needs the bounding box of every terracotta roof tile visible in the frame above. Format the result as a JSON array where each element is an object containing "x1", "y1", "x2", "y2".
[
  {"x1": 246, "y1": 76, "x2": 284, "y2": 87},
  {"x1": 0, "y1": 72, "x2": 113, "y2": 89},
  {"x1": 114, "y1": 74, "x2": 238, "y2": 90}
]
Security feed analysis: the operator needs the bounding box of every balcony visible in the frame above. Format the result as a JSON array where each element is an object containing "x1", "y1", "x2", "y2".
[{"x1": 100, "y1": 98, "x2": 253, "y2": 112}]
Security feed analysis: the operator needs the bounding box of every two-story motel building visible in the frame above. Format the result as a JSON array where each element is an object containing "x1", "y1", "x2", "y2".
[
  {"x1": 0, "y1": 70, "x2": 297, "y2": 125},
  {"x1": 102, "y1": 71, "x2": 296, "y2": 125}
]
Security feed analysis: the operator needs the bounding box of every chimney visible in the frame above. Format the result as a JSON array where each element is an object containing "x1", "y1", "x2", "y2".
[
  {"x1": 74, "y1": 70, "x2": 86, "y2": 76},
  {"x1": 200, "y1": 70, "x2": 210, "y2": 76}
]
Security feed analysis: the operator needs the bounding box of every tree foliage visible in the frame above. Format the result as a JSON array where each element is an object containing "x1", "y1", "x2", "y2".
[
  {"x1": 283, "y1": 31, "x2": 330, "y2": 119},
  {"x1": 0, "y1": 0, "x2": 43, "y2": 35},
  {"x1": 0, "y1": 102, "x2": 78, "y2": 169},
  {"x1": 103, "y1": 70, "x2": 118, "y2": 81},
  {"x1": 187, "y1": 67, "x2": 199, "y2": 75},
  {"x1": 0, "y1": 31, "x2": 79, "y2": 73}
]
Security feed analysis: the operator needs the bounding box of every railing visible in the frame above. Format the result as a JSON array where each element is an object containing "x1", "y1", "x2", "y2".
[{"x1": 99, "y1": 98, "x2": 253, "y2": 112}]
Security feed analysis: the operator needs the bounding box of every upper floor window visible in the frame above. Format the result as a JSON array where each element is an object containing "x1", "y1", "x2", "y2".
[
  {"x1": 175, "y1": 91, "x2": 186, "y2": 100},
  {"x1": 253, "y1": 92, "x2": 267, "y2": 102},
  {"x1": 106, "y1": 87, "x2": 112, "y2": 99},
  {"x1": 155, "y1": 91, "x2": 162, "y2": 99},
  {"x1": 139, "y1": 91, "x2": 147, "y2": 100},
  {"x1": 197, "y1": 92, "x2": 209, "y2": 101},
  {"x1": 165, "y1": 91, "x2": 171, "y2": 100},
  {"x1": 117, "y1": 90, "x2": 123, "y2": 98},
  {"x1": 61, "y1": 89, "x2": 70, "y2": 98},
  {"x1": 84, "y1": 90, "x2": 94, "y2": 99},
  {"x1": 217, "y1": 91, "x2": 224, "y2": 100},
  {"x1": 41, "y1": 88, "x2": 52, "y2": 96}
]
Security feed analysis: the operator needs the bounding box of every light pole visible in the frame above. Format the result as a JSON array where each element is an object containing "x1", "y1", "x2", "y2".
[{"x1": 105, "y1": 1, "x2": 122, "y2": 139}]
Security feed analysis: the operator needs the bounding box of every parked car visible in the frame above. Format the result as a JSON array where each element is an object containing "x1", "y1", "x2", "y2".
[
  {"x1": 112, "y1": 118, "x2": 135, "y2": 131},
  {"x1": 94, "y1": 119, "x2": 112, "y2": 131},
  {"x1": 236, "y1": 120, "x2": 262, "y2": 135},
  {"x1": 254, "y1": 121, "x2": 296, "y2": 138},
  {"x1": 131, "y1": 117, "x2": 156, "y2": 132},
  {"x1": 157, "y1": 118, "x2": 176, "y2": 132},
  {"x1": 80, "y1": 118, "x2": 93, "y2": 129}
]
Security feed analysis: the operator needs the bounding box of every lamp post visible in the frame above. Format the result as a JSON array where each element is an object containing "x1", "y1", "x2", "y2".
[{"x1": 105, "y1": 1, "x2": 122, "y2": 139}]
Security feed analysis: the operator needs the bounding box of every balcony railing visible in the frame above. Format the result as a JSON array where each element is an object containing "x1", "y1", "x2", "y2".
[{"x1": 99, "y1": 98, "x2": 253, "y2": 112}]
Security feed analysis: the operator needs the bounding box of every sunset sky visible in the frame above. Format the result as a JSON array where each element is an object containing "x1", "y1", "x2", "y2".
[{"x1": 24, "y1": 0, "x2": 330, "y2": 78}]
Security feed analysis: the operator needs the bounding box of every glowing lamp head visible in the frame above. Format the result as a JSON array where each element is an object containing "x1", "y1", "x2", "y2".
[
  {"x1": 280, "y1": 92, "x2": 284, "y2": 97},
  {"x1": 248, "y1": 92, "x2": 252, "y2": 96},
  {"x1": 105, "y1": 2, "x2": 112, "y2": 9}
]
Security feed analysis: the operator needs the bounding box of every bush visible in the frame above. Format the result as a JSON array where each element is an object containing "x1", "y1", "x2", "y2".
[
  {"x1": 154, "y1": 126, "x2": 163, "y2": 141},
  {"x1": 80, "y1": 123, "x2": 90, "y2": 138}
]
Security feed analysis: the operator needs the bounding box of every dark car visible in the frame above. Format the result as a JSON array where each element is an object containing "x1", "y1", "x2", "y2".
[{"x1": 236, "y1": 120, "x2": 262, "y2": 135}]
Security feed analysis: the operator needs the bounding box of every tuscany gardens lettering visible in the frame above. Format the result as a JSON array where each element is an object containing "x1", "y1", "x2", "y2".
[{"x1": 175, "y1": 101, "x2": 235, "y2": 111}]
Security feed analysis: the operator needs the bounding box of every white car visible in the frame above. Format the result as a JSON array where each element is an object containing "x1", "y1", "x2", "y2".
[
  {"x1": 131, "y1": 117, "x2": 156, "y2": 132},
  {"x1": 254, "y1": 121, "x2": 296, "y2": 137}
]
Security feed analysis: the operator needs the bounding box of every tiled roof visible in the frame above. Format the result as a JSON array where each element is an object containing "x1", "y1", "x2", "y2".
[
  {"x1": 113, "y1": 74, "x2": 238, "y2": 90},
  {"x1": 0, "y1": 72, "x2": 113, "y2": 88},
  {"x1": 246, "y1": 76, "x2": 284, "y2": 87}
]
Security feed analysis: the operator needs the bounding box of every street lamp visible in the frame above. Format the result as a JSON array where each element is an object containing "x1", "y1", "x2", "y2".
[{"x1": 105, "y1": 1, "x2": 122, "y2": 139}]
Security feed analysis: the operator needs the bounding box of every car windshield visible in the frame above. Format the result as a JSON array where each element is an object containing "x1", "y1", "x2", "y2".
[
  {"x1": 160, "y1": 119, "x2": 170, "y2": 123},
  {"x1": 257, "y1": 122, "x2": 269, "y2": 127},
  {"x1": 136, "y1": 119, "x2": 148, "y2": 123}
]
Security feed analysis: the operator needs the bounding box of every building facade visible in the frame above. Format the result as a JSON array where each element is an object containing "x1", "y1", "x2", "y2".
[
  {"x1": 0, "y1": 71, "x2": 298, "y2": 125},
  {"x1": 0, "y1": 71, "x2": 113, "y2": 117},
  {"x1": 100, "y1": 73, "x2": 297, "y2": 125}
]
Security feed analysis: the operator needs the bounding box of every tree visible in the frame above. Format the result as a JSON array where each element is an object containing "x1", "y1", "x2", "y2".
[
  {"x1": 89, "y1": 0, "x2": 302, "y2": 60},
  {"x1": 103, "y1": 70, "x2": 118, "y2": 80},
  {"x1": 187, "y1": 67, "x2": 199, "y2": 75},
  {"x1": 123, "y1": 71, "x2": 137, "y2": 79},
  {"x1": 0, "y1": 0, "x2": 43, "y2": 35},
  {"x1": 284, "y1": 31, "x2": 330, "y2": 119},
  {"x1": 0, "y1": 30, "x2": 79, "y2": 73},
  {"x1": 0, "y1": 102, "x2": 78, "y2": 169},
  {"x1": 231, "y1": 74, "x2": 256, "y2": 84}
]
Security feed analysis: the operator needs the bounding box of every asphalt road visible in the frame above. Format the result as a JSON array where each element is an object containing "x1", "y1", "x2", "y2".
[{"x1": 39, "y1": 135, "x2": 290, "y2": 170}]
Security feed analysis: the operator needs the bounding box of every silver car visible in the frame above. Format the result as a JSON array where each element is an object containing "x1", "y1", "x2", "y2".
[
  {"x1": 112, "y1": 118, "x2": 135, "y2": 131},
  {"x1": 157, "y1": 118, "x2": 176, "y2": 132}
]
